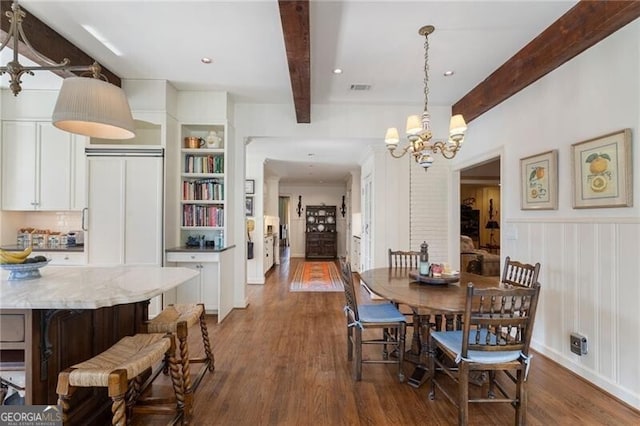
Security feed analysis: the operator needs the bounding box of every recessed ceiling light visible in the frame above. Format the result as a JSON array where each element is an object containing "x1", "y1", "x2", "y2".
[
  {"x1": 444, "y1": 70, "x2": 455, "y2": 77},
  {"x1": 201, "y1": 57, "x2": 212, "y2": 64},
  {"x1": 333, "y1": 68, "x2": 343, "y2": 74}
]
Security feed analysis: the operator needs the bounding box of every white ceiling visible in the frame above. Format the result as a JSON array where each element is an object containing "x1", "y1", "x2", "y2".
[{"x1": 4, "y1": 0, "x2": 577, "y2": 183}]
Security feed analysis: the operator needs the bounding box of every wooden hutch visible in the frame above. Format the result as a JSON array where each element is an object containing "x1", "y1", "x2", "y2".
[{"x1": 305, "y1": 205, "x2": 337, "y2": 259}]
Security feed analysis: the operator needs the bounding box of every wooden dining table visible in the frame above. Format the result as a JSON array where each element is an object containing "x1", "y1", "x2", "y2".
[{"x1": 358, "y1": 268, "x2": 500, "y2": 387}]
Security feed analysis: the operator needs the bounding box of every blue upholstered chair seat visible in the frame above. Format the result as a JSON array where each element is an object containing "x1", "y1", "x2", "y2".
[
  {"x1": 358, "y1": 303, "x2": 406, "y2": 324},
  {"x1": 431, "y1": 330, "x2": 522, "y2": 364}
]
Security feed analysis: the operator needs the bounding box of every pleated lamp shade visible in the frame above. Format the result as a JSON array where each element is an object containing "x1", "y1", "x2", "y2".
[{"x1": 52, "y1": 77, "x2": 136, "y2": 139}]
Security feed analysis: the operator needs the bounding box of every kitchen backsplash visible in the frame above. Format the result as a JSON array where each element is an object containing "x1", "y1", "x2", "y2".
[
  {"x1": 17, "y1": 211, "x2": 83, "y2": 232},
  {"x1": 0, "y1": 211, "x2": 83, "y2": 245}
]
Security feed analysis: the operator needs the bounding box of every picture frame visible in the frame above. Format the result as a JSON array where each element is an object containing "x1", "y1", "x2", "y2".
[
  {"x1": 245, "y1": 196, "x2": 254, "y2": 217},
  {"x1": 520, "y1": 149, "x2": 558, "y2": 210},
  {"x1": 245, "y1": 179, "x2": 255, "y2": 195},
  {"x1": 571, "y1": 129, "x2": 632, "y2": 209}
]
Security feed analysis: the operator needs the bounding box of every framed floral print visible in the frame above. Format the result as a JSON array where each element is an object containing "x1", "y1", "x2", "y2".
[
  {"x1": 571, "y1": 129, "x2": 632, "y2": 209},
  {"x1": 520, "y1": 150, "x2": 558, "y2": 210}
]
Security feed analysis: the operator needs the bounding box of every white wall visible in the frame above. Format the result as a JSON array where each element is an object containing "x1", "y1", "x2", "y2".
[{"x1": 448, "y1": 19, "x2": 640, "y2": 408}]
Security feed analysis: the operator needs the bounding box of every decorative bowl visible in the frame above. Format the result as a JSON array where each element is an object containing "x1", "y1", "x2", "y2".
[{"x1": 1, "y1": 259, "x2": 51, "y2": 281}]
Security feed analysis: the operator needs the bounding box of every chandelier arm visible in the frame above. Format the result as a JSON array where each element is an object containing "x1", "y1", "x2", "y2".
[
  {"x1": 387, "y1": 144, "x2": 413, "y2": 159},
  {"x1": 12, "y1": 5, "x2": 70, "y2": 68},
  {"x1": 0, "y1": 9, "x2": 19, "y2": 52}
]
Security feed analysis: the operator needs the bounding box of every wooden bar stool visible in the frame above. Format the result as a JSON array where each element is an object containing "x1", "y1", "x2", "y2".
[
  {"x1": 145, "y1": 304, "x2": 215, "y2": 397},
  {"x1": 56, "y1": 333, "x2": 185, "y2": 426}
]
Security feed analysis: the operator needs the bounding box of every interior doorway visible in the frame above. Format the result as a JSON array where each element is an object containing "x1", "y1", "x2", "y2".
[
  {"x1": 460, "y1": 157, "x2": 501, "y2": 254},
  {"x1": 278, "y1": 196, "x2": 291, "y2": 260}
]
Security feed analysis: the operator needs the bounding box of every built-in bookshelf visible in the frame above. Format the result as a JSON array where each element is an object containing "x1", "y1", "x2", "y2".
[{"x1": 180, "y1": 124, "x2": 226, "y2": 248}]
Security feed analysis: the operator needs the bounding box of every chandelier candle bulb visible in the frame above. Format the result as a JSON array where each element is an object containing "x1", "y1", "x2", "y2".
[
  {"x1": 406, "y1": 115, "x2": 423, "y2": 135},
  {"x1": 449, "y1": 114, "x2": 468, "y2": 141},
  {"x1": 385, "y1": 128, "x2": 400, "y2": 145}
]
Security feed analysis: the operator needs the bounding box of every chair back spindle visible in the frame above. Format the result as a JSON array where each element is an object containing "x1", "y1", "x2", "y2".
[{"x1": 502, "y1": 256, "x2": 541, "y2": 288}]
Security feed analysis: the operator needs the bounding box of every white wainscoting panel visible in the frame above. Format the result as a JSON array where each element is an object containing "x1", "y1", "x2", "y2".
[{"x1": 504, "y1": 217, "x2": 640, "y2": 408}]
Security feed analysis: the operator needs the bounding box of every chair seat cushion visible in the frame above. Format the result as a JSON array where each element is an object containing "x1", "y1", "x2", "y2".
[
  {"x1": 359, "y1": 303, "x2": 406, "y2": 324},
  {"x1": 431, "y1": 330, "x2": 522, "y2": 364}
]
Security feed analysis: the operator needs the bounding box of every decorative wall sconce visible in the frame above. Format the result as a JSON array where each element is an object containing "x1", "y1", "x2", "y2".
[
  {"x1": 296, "y1": 195, "x2": 303, "y2": 217},
  {"x1": 340, "y1": 195, "x2": 346, "y2": 217}
]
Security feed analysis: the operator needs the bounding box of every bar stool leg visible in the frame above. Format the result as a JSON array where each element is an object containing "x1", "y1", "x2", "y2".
[
  {"x1": 56, "y1": 371, "x2": 75, "y2": 424},
  {"x1": 176, "y1": 321, "x2": 193, "y2": 422},
  {"x1": 198, "y1": 303, "x2": 215, "y2": 371},
  {"x1": 107, "y1": 369, "x2": 129, "y2": 426}
]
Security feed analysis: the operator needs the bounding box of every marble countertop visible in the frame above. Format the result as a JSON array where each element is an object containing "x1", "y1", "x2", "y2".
[{"x1": 0, "y1": 265, "x2": 198, "y2": 310}]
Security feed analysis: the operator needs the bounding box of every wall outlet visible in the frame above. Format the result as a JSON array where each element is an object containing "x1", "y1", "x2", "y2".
[{"x1": 570, "y1": 333, "x2": 588, "y2": 355}]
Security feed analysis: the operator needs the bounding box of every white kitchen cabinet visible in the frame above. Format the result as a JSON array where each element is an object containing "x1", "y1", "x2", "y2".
[
  {"x1": 86, "y1": 148, "x2": 164, "y2": 316},
  {"x1": 1, "y1": 121, "x2": 85, "y2": 211},
  {"x1": 165, "y1": 251, "x2": 220, "y2": 316},
  {"x1": 39, "y1": 251, "x2": 87, "y2": 266},
  {"x1": 263, "y1": 235, "x2": 274, "y2": 274},
  {"x1": 87, "y1": 151, "x2": 163, "y2": 266}
]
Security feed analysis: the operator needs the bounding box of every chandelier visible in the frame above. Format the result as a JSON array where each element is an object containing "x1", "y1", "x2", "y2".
[
  {"x1": 0, "y1": 1, "x2": 135, "y2": 139},
  {"x1": 384, "y1": 25, "x2": 467, "y2": 170}
]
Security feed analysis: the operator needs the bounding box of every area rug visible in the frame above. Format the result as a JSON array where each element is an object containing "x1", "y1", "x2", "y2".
[{"x1": 289, "y1": 261, "x2": 344, "y2": 292}]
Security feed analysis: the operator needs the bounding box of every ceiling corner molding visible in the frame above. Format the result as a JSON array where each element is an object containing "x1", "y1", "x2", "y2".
[
  {"x1": 278, "y1": 0, "x2": 310, "y2": 123},
  {"x1": 453, "y1": 0, "x2": 640, "y2": 123},
  {"x1": 0, "y1": 2, "x2": 121, "y2": 86}
]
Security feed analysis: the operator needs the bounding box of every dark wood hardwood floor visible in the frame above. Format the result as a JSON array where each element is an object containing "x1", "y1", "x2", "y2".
[{"x1": 133, "y1": 254, "x2": 640, "y2": 425}]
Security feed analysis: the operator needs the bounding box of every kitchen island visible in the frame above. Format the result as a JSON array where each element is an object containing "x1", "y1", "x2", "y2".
[{"x1": 0, "y1": 265, "x2": 198, "y2": 423}]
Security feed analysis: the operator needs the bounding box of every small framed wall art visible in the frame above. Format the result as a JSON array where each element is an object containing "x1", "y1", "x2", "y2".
[
  {"x1": 571, "y1": 129, "x2": 632, "y2": 209},
  {"x1": 245, "y1": 196, "x2": 254, "y2": 217},
  {"x1": 245, "y1": 179, "x2": 255, "y2": 195},
  {"x1": 520, "y1": 149, "x2": 558, "y2": 210}
]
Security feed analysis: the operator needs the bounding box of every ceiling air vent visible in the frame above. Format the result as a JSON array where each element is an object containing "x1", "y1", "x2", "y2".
[{"x1": 350, "y1": 84, "x2": 371, "y2": 91}]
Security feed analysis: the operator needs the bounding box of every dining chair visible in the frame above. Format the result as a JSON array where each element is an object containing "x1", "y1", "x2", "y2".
[
  {"x1": 502, "y1": 256, "x2": 541, "y2": 288},
  {"x1": 387, "y1": 248, "x2": 421, "y2": 320},
  {"x1": 388, "y1": 248, "x2": 420, "y2": 269},
  {"x1": 428, "y1": 282, "x2": 541, "y2": 425},
  {"x1": 339, "y1": 257, "x2": 406, "y2": 382}
]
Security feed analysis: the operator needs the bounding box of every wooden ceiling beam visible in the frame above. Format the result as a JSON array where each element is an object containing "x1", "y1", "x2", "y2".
[
  {"x1": 453, "y1": 0, "x2": 640, "y2": 123},
  {"x1": 0, "y1": 1, "x2": 121, "y2": 87},
  {"x1": 278, "y1": 0, "x2": 310, "y2": 123}
]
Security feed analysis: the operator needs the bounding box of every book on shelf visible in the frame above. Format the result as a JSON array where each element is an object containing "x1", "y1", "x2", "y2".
[
  {"x1": 182, "y1": 178, "x2": 224, "y2": 201},
  {"x1": 183, "y1": 154, "x2": 224, "y2": 174},
  {"x1": 182, "y1": 204, "x2": 224, "y2": 227}
]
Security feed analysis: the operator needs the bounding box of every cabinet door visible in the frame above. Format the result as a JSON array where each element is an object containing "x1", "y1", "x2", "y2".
[
  {"x1": 200, "y1": 262, "x2": 219, "y2": 311},
  {"x1": 1, "y1": 122, "x2": 37, "y2": 210},
  {"x1": 124, "y1": 157, "x2": 163, "y2": 265},
  {"x1": 88, "y1": 157, "x2": 125, "y2": 264},
  {"x1": 38, "y1": 123, "x2": 72, "y2": 210},
  {"x1": 175, "y1": 263, "x2": 202, "y2": 304}
]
